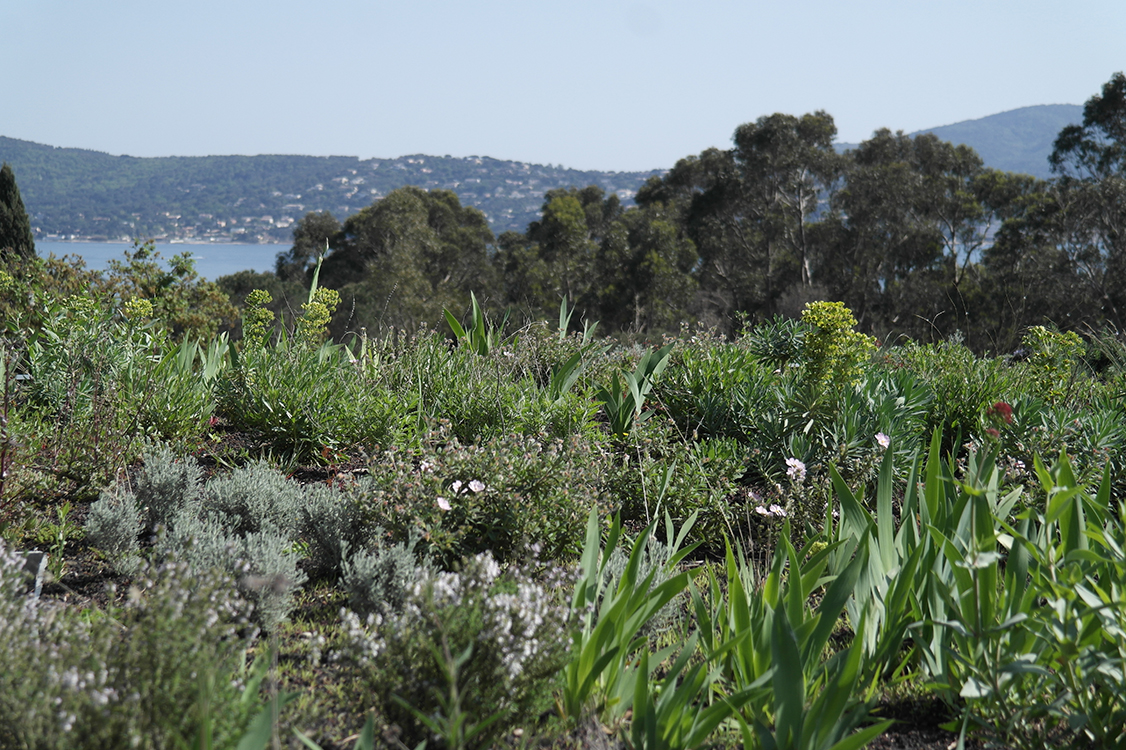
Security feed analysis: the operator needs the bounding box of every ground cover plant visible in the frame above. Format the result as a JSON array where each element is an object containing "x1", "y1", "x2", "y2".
[{"x1": 4, "y1": 283, "x2": 1126, "y2": 749}]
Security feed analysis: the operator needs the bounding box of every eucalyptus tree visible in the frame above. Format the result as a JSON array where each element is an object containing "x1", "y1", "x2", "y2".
[
  {"x1": 1040, "y1": 71, "x2": 1126, "y2": 328},
  {"x1": 636, "y1": 113, "x2": 843, "y2": 329},
  {"x1": 318, "y1": 187, "x2": 496, "y2": 333},
  {"x1": 498, "y1": 186, "x2": 623, "y2": 323},
  {"x1": 593, "y1": 202, "x2": 697, "y2": 333}
]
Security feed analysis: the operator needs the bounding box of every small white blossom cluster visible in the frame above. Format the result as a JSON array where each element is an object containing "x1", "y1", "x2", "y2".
[
  {"x1": 755, "y1": 504, "x2": 788, "y2": 518},
  {"x1": 0, "y1": 542, "x2": 257, "y2": 743},
  {"x1": 785, "y1": 457, "x2": 807, "y2": 484},
  {"x1": 337, "y1": 549, "x2": 572, "y2": 690},
  {"x1": 436, "y1": 477, "x2": 487, "y2": 512}
]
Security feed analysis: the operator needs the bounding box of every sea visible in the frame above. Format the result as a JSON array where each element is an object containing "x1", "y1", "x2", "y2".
[{"x1": 34, "y1": 241, "x2": 287, "y2": 282}]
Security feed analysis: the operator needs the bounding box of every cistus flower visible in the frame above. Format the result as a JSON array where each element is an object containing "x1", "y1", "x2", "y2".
[
  {"x1": 468, "y1": 479, "x2": 486, "y2": 493},
  {"x1": 785, "y1": 457, "x2": 806, "y2": 484},
  {"x1": 437, "y1": 497, "x2": 451, "y2": 511},
  {"x1": 876, "y1": 432, "x2": 890, "y2": 450}
]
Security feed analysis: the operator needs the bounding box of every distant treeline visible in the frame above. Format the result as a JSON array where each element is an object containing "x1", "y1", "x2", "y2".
[{"x1": 222, "y1": 74, "x2": 1126, "y2": 354}]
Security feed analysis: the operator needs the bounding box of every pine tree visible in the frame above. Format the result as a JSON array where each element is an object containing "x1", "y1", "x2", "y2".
[{"x1": 0, "y1": 162, "x2": 35, "y2": 260}]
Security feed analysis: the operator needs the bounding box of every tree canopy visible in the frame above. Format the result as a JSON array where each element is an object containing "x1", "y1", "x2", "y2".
[{"x1": 0, "y1": 162, "x2": 35, "y2": 261}]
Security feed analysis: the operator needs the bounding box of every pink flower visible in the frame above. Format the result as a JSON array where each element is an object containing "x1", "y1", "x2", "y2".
[
  {"x1": 468, "y1": 479, "x2": 486, "y2": 493},
  {"x1": 876, "y1": 432, "x2": 890, "y2": 450},
  {"x1": 987, "y1": 402, "x2": 1013, "y2": 424},
  {"x1": 437, "y1": 497, "x2": 451, "y2": 511},
  {"x1": 785, "y1": 457, "x2": 806, "y2": 484},
  {"x1": 451, "y1": 480, "x2": 463, "y2": 493}
]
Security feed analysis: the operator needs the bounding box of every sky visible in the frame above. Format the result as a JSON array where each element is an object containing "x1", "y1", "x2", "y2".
[{"x1": 3, "y1": 0, "x2": 1124, "y2": 173}]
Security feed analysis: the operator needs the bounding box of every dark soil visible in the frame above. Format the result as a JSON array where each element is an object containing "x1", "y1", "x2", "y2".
[{"x1": 869, "y1": 695, "x2": 988, "y2": 750}]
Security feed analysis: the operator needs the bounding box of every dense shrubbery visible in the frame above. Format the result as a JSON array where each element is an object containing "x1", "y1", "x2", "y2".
[{"x1": 5, "y1": 283, "x2": 1126, "y2": 749}]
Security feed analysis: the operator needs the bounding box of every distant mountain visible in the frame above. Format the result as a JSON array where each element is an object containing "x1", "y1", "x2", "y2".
[
  {"x1": 837, "y1": 104, "x2": 1083, "y2": 178},
  {"x1": 0, "y1": 136, "x2": 663, "y2": 243}
]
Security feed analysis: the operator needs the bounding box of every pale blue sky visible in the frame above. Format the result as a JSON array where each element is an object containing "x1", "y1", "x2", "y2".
[{"x1": 3, "y1": 0, "x2": 1123, "y2": 172}]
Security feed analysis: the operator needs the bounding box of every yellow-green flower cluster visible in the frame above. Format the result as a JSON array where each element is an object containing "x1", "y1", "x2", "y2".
[
  {"x1": 800, "y1": 300, "x2": 876, "y2": 390},
  {"x1": 243, "y1": 289, "x2": 275, "y2": 343},
  {"x1": 0, "y1": 270, "x2": 13, "y2": 295},
  {"x1": 122, "y1": 296, "x2": 153, "y2": 322},
  {"x1": 297, "y1": 288, "x2": 340, "y2": 346}
]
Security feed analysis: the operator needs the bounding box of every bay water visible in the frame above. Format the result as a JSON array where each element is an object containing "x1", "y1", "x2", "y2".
[{"x1": 35, "y1": 241, "x2": 287, "y2": 282}]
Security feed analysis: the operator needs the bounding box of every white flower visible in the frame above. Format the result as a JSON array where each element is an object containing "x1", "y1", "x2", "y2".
[
  {"x1": 451, "y1": 480, "x2": 463, "y2": 493},
  {"x1": 755, "y1": 505, "x2": 770, "y2": 516},
  {"x1": 876, "y1": 432, "x2": 890, "y2": 450},
  {"x1": 768, "y1": 504, "x2": 787, "y2": 517},
  {"x1": 419, "y1": 460, "x2": 435, "y2": 473},
  {"x1": 437, "y1": 497, "x2": 451, "y2": 511},
  {"x1": 469, "y1": 479, "x2": 486, "y2": 493},
  {"x1": 785, "y1": 457, "x2": 806, "y2": 484}
]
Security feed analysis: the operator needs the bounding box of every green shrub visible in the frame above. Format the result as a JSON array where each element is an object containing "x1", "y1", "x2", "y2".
[
  {"x1": 85, "y1": 487, "x2": 142, "y2": 575},
  {"x1": 133, "y1": 442, "x2": 204, "y2": 533},
  {"x1": 358, "y1": 428, "x2": 610, "y2": 564},
  {"x1": 337, "y1": 551, "x2": 572, "y2": 749},
  {"x1": 300, "y1": 483, "x2": 374, "y2": 581},
  {"x1": 0, "y1": 546, "x2": 257, "y2": 749},
  {"x1": 1020, "y1": 325, "x2": 1086, "y2": 403},
  {"x1": 799, "y1": 301, "x2": 876, "y2": 392}
]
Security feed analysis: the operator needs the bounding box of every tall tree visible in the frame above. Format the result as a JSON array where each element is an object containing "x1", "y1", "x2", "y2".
[
  {"x1": 276, "y1": 210, "x2": 341, "y2": 283},
  {"x1": 500, "y1": 186, "x2": 622, "y2": 321},
  {"x1": 636, "y1": 113, "x2": 843, "y2": 329},
  {"x1": 318, "y1": 187, "x2": 496, "y2": 333},
  {"x1": 732, "y1": 111, "x2": 843, "y2": 290},
  {"x1": 1039, "y1": 71, "x2": 1126, "y2": 328},
  {"x1": 593, "y1": 203, "x2": 697, "y2": 332},
  {"x1": 0, "y1": 162, "x2": 35, "y2": 261}
]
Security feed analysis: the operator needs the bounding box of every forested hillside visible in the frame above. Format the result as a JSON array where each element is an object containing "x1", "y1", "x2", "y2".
[{"x1": 0, "y1": 137, "x2": 661, "y2": 241}]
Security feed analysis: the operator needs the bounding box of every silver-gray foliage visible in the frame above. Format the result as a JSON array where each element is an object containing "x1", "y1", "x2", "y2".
[
  {"x1": 300, "y1": 481, "x2": 372, "y2": 581},
  {"x1": 341, "y1": 532, "x2": 427, "y2": 618},
  {"x1": 134, "y1": 442, "x2": 203, "y2": 532},
  {"x1": 162, "y1": 511, "x2": 307, "y2": 632},
  {"x1": 203, "y1": 460, "x2": 303, "y2": 537},
  {"x1": 85, "y1": 488, "x2": 142, "y2": 575}
]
